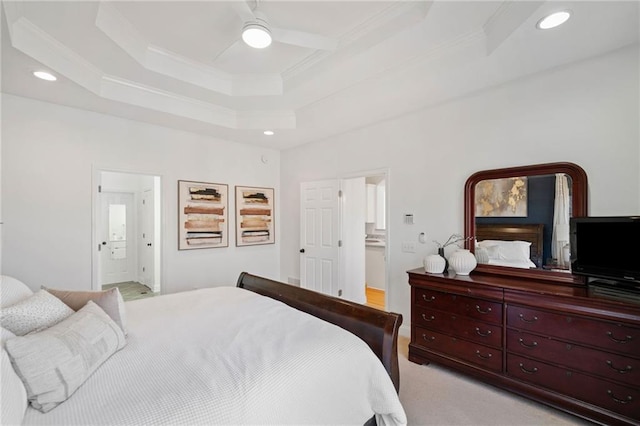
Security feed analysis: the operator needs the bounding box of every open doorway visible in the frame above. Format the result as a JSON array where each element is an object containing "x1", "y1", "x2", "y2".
[
  {"x1": 299, "y1": 170, "x2": 388, "y2": 310},
  {"x1": 364, "y1": 175, "x2": 386, "y2": 310},
  {"x1": 94, "y1": 170, "x2": 161, "y2": 299}
]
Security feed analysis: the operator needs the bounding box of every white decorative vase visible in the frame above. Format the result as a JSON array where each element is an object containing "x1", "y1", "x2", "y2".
[
  {"x1": 449, "y1": 249, "x2": 477, "y2": 275},
  {"x1": 424, "y1": 254, "x2": 446, "y2": 274}
]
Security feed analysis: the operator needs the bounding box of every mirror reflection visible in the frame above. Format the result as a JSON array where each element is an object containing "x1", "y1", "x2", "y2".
[
  {"x1": 473, "y1": 173, "x2": 572, "y2": 272},
  {"x1": 109, "y1": 204, "x2": 127, "y2": 242}
]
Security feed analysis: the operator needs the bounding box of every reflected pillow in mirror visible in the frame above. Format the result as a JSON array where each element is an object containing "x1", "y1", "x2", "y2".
[{"x1": 477, "y1": 240, "x2": 532, "y2": 263}]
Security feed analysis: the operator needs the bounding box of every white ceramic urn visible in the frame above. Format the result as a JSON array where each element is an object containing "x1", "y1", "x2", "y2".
[
  {"x1": 449, "y1": 249, "x2": 477, "y2": 275},
  {"x1": 424, "y1": 254, "x2": 446, "y2": 274}
]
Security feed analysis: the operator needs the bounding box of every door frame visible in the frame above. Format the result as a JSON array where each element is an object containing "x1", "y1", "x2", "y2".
[
  {"x1": 91, "y1": 166, "x2": 164, "y2": 292},
  {"x1": 341, "y1": 168, "x2": 390, "y2": 309}
]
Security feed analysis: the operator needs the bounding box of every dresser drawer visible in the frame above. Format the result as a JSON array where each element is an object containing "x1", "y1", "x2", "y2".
[
  {"x1": 414, "y1": 326, "x2": 502, "y2": 372},
  {"x1": 414, "y1": 306, "x2": 502, "y2": 347},
  {"x1": 507, "y1": 305, "x2": 640, "y2": 356},
  {"x1": 507, "y1": 354, "x2": 640, "y2": 420},
  {"x1": 507, "y1": 329, "x2": 640, "y2": 388},
  {"x1": 414, "y1": 287, "x2": 502, "y2": 324}
]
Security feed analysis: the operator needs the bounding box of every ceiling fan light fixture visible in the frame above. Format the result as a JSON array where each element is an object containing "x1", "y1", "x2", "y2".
[
  {"x1": 536, "y1": 10, "x2": 571, "y2": 30},
  {"x1": 242, "y1": 21, "x2": 272, "y2": 49}
]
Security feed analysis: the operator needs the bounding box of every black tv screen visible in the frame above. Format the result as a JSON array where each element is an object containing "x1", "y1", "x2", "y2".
[{"x1": 570, "y1": 216, "x2": 640, "y2": 285}]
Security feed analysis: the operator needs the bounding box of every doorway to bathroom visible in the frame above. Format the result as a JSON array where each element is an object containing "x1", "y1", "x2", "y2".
[{"x1": 93, "y1": 169, "x2": 161, "y2": 299}]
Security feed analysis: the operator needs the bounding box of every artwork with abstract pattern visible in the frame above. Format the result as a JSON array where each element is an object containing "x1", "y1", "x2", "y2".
[
  {"x1": 178, "y1": 180, "x2": 228, "y2": 249},
  {"x1": 235, "y1": 186, "x2": 274, "y2": 246}
]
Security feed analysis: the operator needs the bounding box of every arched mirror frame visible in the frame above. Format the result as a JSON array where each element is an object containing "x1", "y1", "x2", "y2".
[{"x1": 464, "y1": 162, "x2": 588, "y2": 285}]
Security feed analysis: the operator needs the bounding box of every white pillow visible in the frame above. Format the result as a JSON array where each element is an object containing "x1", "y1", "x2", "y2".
[
  {"x1": 477, "y1": 240, "x2": 532, "y2": 262},
  {"x1": 1, "y1": 348, "x2": 28, "y2": 425},
  {"x1": 474, "y1": 246, "x2": 490, "y2": 264},
  {"x1": 5, "y1": 301, "x2": 126, "y2": 413},
  {"x1": 1, "y1": 326, "x2": 16, "y2": 343},
  {"x1": 1, "y1": 276, "x2": 34, "y2": 308},
  {"x1": 1, "y1": 290, "x2": 74, "y2": 336}
]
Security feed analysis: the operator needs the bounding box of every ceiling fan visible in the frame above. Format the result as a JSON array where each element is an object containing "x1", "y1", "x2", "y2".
[{"x1": 230, "y1": 0, "x2": 339, "y2": 50}]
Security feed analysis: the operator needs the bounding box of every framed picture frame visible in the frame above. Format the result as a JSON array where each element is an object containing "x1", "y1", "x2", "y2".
[
  {"x1": 178, "y1": 180, "x2": 228, "y2": 250},
  {"x1": 235, "y1": 186, "x2": 275, "y2": 246},
  {"x1": 474, "y1": 176, "x2": 528, "y2": 217}
]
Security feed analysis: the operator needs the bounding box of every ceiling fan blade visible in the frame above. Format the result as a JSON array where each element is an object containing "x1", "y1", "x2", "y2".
[
  {"x1": 212, "y1": 38, "x2": 243, "y2": 63},
  {"x1": 230, "y1": 0, "x2": 256, "y2": 23},
  {"x1": 271, "y1": 27, "x2": 338, "y2": 51}
]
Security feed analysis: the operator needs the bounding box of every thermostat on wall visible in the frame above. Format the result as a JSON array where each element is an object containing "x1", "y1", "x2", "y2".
[{"x1": 404, "y1": 214, "x2": 414, "y2": 225}]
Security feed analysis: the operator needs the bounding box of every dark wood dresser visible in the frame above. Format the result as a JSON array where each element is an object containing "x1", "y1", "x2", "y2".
[{"x1": 408, "y1": 268, "x2": 640, "y2": 426}]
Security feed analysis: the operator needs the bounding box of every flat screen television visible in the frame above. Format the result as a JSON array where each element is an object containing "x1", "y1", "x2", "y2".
[{"x1": 570, "y1": 216, "x2": 640, "y2": 288}]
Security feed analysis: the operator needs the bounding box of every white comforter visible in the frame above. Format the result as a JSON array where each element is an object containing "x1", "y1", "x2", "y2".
[{"x1": 22, "y1": 287, "x2": 406, "y2": 426}]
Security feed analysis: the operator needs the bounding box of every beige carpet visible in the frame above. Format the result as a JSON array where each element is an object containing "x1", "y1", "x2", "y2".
[{"x1": 397, "y1": 337, "x2": 590, "y2": 425}]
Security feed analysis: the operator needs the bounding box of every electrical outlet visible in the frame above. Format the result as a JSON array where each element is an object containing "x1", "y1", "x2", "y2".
[{"x1": 401, "y1": 241, "x2": 416, "y2": 253}]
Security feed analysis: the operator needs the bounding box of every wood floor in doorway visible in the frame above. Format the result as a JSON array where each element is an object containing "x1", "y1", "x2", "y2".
[
  {"x1": 365, "y1": 286, "x2": 385, "y2": 310},
  {"x1": 103, "y1": 281, "x2": 156, "y2": 301}
]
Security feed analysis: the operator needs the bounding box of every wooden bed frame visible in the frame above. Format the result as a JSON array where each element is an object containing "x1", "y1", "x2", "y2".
[
  {"x1": 237, "y1": 272, "x2": 402, "y2": 393},
  {"x1": 475, "y1": 223, "x2": 544, "y2": 267}
]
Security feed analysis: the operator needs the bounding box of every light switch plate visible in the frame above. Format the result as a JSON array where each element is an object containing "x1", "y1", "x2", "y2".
[{"x1": 401, "y1": 241, "x2": 416, "y2": 253}]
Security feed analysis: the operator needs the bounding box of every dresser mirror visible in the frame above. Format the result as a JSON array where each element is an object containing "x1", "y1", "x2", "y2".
[{"x1": 464, "y1": 162, "x2": 588, "y2": 285}]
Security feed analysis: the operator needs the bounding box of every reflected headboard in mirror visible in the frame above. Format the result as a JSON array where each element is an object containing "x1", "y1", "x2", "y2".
[{"x1": 464, "y1": 162, "x2": 588, "y2": 285}]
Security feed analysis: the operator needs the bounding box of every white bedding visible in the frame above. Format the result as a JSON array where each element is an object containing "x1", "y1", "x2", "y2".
[{"x1": 22, "y1": 287, "x2": 406, "y2": 426}]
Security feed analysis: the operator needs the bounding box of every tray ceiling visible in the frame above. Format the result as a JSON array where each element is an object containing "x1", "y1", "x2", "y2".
[{"x1": 1, "y1": 1, "x2": 638, "y2": 150}]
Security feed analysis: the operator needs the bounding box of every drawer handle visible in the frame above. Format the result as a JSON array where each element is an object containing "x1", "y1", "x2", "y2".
[
  {"x1": 421, "y1": 333, "x2": 435, "y2": 342},
  {"x1": 475, "y1": 350, "x2": 492, "y2": 360},
  {"x1": 518, "y1": 313, "x2": 538, "y2": 323},
  {"x1": 422, "y1": 294, "x2": 435, "y2": 303},
  {"x1": 475, "y1": 327, "x2": 492, "y2": 337},
  {"x1": 606, "y1": 360, "x2": 633, "y2": 374},
  {"x1": 518, "y1": 363, "x2": 538, "y2": 374},
  {"x1": 606, "y1": 331, "x2": 633, "y2": 344},
  {"x1": 607, "y1": 390, "x2": 633, "y2": 405},
  {"x1": 421, "y1": 314, "x2": 435, "y2": 322},
  {"x1": 518, "y1": 338, "x2": 538, "y2": 349},
  {"x1": 475, "y1": 305, "x2": 492, "y2": 314}
]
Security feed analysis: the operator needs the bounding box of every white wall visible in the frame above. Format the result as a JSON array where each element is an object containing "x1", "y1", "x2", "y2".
[
  {"x1": 280, "y1": 45, "x2": 640, "y2": 333},
  {"x1": 2, "y1": 95, "x2": 280, "y2": 293}
]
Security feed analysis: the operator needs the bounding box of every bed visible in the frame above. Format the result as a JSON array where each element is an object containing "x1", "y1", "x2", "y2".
[
  {"x1": 474, "y1": 223, "x2": 544, "y2": 268},
  {"x1": 1, "y1": 273, "x2": 406, "y2": 426}
]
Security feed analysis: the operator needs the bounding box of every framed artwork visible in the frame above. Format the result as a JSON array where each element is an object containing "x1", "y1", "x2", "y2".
[
  {"x1": 475, "y1": 176, "x2": 528, "y2": 217},
  {"x1": 235, "y1": 186, "x2": 275, "y2": 246},
  {"x1": 178, "y1": 180, "x2": 228, "y2": 250}
]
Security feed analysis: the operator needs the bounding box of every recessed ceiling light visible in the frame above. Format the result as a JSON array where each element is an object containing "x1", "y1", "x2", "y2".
[
  {"x1": 33, "y1": 71, "x2": 57, "y2": 81},
  {"x1": 536, "y1": 10, "x2": 571, "y2": 30},
  {"x1": 263, "y1": 130, "x2": 274, "y2": 136}
]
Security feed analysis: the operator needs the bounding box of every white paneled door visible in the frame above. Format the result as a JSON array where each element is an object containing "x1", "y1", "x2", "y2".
[
  {"x1": 100, "y1": 192, "x2": 135, "y2": 285},
  {"x1": 300, "y1": 180, "x2": 341, "y2": 296}
]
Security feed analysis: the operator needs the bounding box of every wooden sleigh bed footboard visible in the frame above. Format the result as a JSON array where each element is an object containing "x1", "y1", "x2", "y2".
[{"x1": 237, "y1": 272, "x2": 403, "y2": 392}]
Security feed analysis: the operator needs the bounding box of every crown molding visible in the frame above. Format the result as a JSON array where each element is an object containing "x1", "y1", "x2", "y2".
[
  {"x1": 483, "y1": 1, "x2": 544, "y2": 55},
  {"x1": 283, "y1": 1, "x2": 432, "y2": 80},
  {"x1": 100, "y1": 76, "x2": 295, "y2": 129},
  {"x1": 5, "y1": 12, "x2": 295, "y2": 129}
]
